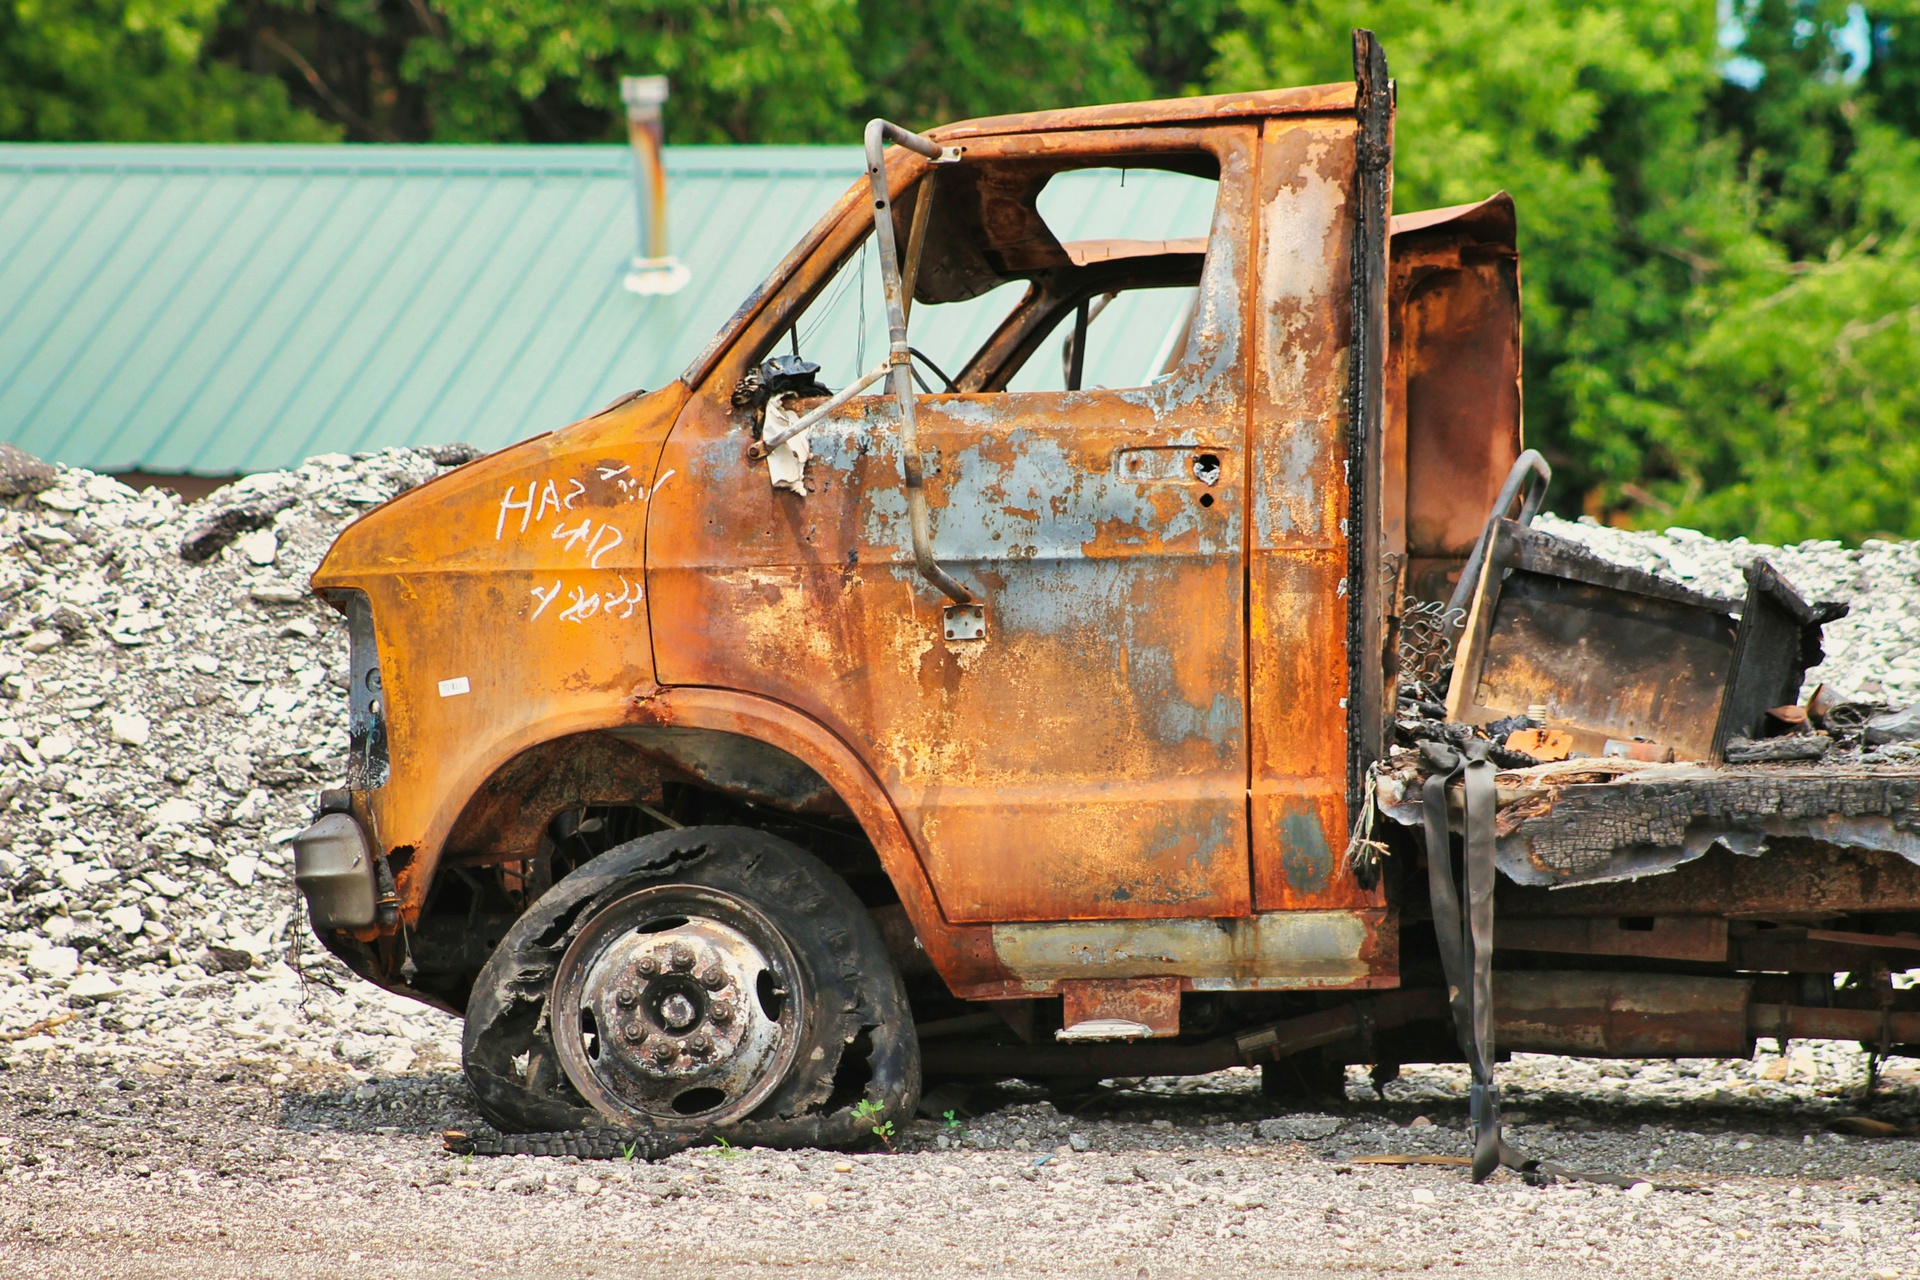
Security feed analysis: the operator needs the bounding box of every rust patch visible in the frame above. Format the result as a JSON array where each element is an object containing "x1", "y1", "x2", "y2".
[{"x1": 1060, "y1": 977, "x2": 1183, "y2": 1037}]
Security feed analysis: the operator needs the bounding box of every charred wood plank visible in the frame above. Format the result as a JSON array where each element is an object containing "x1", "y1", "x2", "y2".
[{"x1": 1494, "y1": 765, "x2": 1920, "y2": 885}]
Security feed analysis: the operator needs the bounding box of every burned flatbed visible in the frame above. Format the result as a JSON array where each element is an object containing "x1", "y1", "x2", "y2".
[{"x1": 1378, "y1": 752, "x2": 1920, "y2": 887}]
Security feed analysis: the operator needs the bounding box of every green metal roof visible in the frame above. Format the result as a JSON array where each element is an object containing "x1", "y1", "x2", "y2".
[{"x1": 0, "y1": 144, "x2": 1211, "y2": 476}]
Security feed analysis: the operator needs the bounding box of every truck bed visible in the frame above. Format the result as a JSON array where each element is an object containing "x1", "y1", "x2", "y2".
[{"x1": 1377, "y1": 747, "x2": 1920, "y2": 888}]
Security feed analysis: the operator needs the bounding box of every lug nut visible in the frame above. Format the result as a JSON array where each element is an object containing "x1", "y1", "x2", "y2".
[
  {"x1": 637, "y1": 954, "x2": 661, "y2": 976},
  {"x1": 615, "y1": 989, "x2": 637, "y2": 1009},
  {"x1": 708, "y1": 999, "x2": 736, "y2": 1026},
  {"x1": 646, "y1": 1037, "x2": 678, "y2": 1066},
  {"x1": 622, "y1": 1022, "x2": 646, "y2": 1043},
  {"x1": 697, "y1": 964, "x2": 728, "y2": 991},
  {"x1": 668, "y1": 942, "x2": 696, "y2": 972},
  {"x1": 659, "y1": 992, "x2": 698, "y2": 1031},
  {"x1": 686, "y1": 1032, "x2": 714, "y2": 1059}
]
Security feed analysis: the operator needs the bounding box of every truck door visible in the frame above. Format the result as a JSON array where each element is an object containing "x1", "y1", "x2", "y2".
[
  {"x1": 1245, "y1": 91, "x2": 1394, "y2": 916},
  {"x1": 648, "y1": 126, "x2": 1257, "y2": 924}
]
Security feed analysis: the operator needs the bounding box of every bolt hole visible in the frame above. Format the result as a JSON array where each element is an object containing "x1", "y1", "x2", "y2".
[
  {"x1": 756, "y1": 969, "x2": 787, "y2": 1022},
  {"x1": 581, "y1": 1006, "x2": 601, "y2": 1061},
  {"x1": 672, "y1": 1087, "x2": 728, "y2": 1116},
  {"x1": 1198, "y1": 493, "x2": 1215, "y2": 508},
  {"x1": 1192, "y1": 453, "x2": 1222, "y2": 485},
  {"x1": 1618, "y1": 916, "x2": 1657, "y2": 932},
  {"x1": 635, "y1": 916, "x2": 690, "y2": 935}
]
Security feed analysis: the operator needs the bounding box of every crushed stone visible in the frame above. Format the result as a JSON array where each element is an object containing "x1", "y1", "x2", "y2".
[{"x1": 0, "y1": 450, "x2": 465, "y2": 1077}]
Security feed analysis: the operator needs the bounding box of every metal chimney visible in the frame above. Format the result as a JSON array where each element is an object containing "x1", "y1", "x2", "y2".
[{"x1": 620, "y1": 75, "x2": 690, "y2": 295}]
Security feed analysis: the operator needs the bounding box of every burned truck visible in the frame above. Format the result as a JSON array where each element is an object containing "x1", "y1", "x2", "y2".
[{"x1": 293, "y1": 33, "x2": 1920, "y2": 1171}]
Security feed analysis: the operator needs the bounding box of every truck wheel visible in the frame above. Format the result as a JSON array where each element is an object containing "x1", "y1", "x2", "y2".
[{"x1": 462, "y1": 825, "x2": 919, "y2": 1148}]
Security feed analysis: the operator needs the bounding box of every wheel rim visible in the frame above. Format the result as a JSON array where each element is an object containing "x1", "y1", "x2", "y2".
[{"x1": 550, "y1": 883, "x2": 805, "y2": 1127}]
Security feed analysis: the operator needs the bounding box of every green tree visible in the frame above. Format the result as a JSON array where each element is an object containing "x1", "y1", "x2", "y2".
[
  {"x1": 1209, "y1": 1, "x2": 1756, "y2": 515},
  {"x1": 1641, "y1": 4, "x2": 1920, "y2": 542},
  {"x1": 0, "y1": 0, "x2": 336, "y2": 139},
  {"x1": 407, "y1": 0, "x2": 865, "y2": 143},
  {"x1": 406, "y1": 0, "x2": 1208, "y2": 142}
]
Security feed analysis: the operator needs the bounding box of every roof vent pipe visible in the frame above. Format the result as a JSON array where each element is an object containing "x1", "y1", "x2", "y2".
[{"x1": 620, "y1": 75, "x2": 690, "y2": 295}]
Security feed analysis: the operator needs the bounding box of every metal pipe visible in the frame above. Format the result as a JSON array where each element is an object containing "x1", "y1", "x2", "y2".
[
  {"x1": 1061, "y1": 291, "x2": 1116, "y2": 388},
  {"x1": 1749, "y1": 1003, "x2": 1920, "y2": 1043},
  {"x1": 622, "y1": 76, "x2": 670, "y2": 261},
  {"x1": 923, "y1": 982, "x2": 1920, "y2": 1081},
  {"x1": 919, "y1": 989, "x2": 1445, "y2": 1078},
  {"x1": 864, "y1": 118, "x2": 971, "y2": 606},
  {"x1": 1066, "y1": 299, "x2": 1090, "y2": 391},
  {"x1": 1443, "y1": 447, "x2": 1551, "y2": 636},
  {"x1": 900, "y1": 169, "x2": 940, "y2": 329},
  {"x1": 748, "y1": 359, "x2": 889, "y2": 459},
  {"x1": 619, "y1": 76, "x2": 689, "y2": 295}
]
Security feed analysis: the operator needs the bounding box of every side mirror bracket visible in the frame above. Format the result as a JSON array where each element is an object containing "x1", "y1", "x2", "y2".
[{"x1": 863, "y1": 119, "x2": 976, "y2": 614}]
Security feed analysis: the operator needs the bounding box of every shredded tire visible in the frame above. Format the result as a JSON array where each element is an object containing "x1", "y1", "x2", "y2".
[
  {"x1": 461, "y1": 824, "x2": 919, "y2": 1149},
  {"x1": 442, "y1": 1126, "x2": 693, "y2": 1161}
]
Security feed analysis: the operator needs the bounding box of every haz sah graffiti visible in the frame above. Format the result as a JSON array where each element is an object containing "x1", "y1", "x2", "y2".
[
  {"x1": 494, "y1": 464, "x2": 676, "y2": 542},
  {"x1": 495, "y1": 461, "x2": 674, "y2": 624}
]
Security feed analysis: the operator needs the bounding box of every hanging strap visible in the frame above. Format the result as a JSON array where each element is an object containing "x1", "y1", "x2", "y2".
[
  {"x1": 1420, "y1": 739, "x2": 1649, "y2": 1190},
  {"x1": 1462, "y1": 739, "x2": 1501, "y2": 1180}
]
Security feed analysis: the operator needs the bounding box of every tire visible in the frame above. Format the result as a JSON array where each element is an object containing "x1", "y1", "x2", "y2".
[{"x1": 462, "y1": 825, "x2": 919, "y2": 1148}]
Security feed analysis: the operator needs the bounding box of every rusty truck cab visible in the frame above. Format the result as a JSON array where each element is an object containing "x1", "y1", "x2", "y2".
[{"x1": 299, "y1": 40, "x2": 1533, "y2": 1142}]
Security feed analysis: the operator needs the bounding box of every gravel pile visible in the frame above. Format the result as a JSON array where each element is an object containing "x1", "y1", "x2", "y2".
[
  {"x1": 0, "y1": 448, "x2": 469, "y2": 1076},
  {"x1": 1536, "y1": 513, "x2": 1920, "y2": 707}
]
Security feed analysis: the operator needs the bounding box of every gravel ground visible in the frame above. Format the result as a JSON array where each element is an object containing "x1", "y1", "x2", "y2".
[
  {"x1": 4, "y1": 457, "x2": 1920, "y2": 1275},
  {"x1": 2, "y1": 1050, "x2": 1919, "y2": 1279},
  {"x1": 0, "y1": 448, "x2": 468, "y2": 1075}
]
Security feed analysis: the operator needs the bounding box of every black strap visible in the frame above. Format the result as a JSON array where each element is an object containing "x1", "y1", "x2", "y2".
[
  {"x1": 1419, "y1": 746, "x2": 1472, "y2": 1051},
  {"x1": 1420, "y1": 740, "x2": 1651, "y2": 1190},
  {"x1": 1462, "y1": 741, "x2": 1501, "y2": 1181}
]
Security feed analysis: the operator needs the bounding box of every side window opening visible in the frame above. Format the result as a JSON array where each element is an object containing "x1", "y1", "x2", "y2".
[
  {"x1": 1008, "y1": 166, "x2": 1215, "y2": 393},
  {"x1": 767, "y1": 154, "x2": 1222, "y2": 400}
]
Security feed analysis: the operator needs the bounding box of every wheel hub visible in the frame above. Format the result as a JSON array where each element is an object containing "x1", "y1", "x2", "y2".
[{"x1": 549, "y1": 886, "x2": 802, "y2": 1127}]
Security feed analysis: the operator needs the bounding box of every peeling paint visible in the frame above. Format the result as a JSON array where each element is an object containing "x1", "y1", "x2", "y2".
[
  {"x1": 1254, "y1": 418, "x2": 1326, "y2": 544},
  {"x1": 991, "y1": 910, "x2": 1375, "y2": 985},
  {"x1": 1276, "y1": 799, "x2": 1333, "y2": 896},
  {"x1": 1259, "y1": 137, "x2": 1343, "y2": 402}
]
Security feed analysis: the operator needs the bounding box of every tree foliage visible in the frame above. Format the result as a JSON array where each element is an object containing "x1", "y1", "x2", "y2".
[
  {"x1": 3, "y1": 0, "x2": 1918, "y2": 541},
  {"x1": 0, "y1": 0, "x2": 334, "y2": 139}
]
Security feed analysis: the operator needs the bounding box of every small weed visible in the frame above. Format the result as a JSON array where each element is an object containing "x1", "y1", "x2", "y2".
[
  {"x1": 943, "y1": 1109, "x2": 963, "y2": 1132},
  {"x1": 621, "y1": 1142, "x2": 638, "y2": 1162},
  {"x1": 852, "y1": 1098, "x2": 894, "y2": 1148},
  {"x1": 715, "y1": 1135, "x2": 740, "y2": 1159}
]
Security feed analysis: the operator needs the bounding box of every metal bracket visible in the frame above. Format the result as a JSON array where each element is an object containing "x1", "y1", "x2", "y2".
[
  {"x1": 1055, "y1": 1018, "x2": 1151, "y2": 1042},
  {"x1": 943, "y1": 602, "x2": 987, "y2": 642},
  {"x1": 865, "y1": 118, "x2": 975, "y2": 609}
]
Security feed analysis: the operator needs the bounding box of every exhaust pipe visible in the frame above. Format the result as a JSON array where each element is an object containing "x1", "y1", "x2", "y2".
[{"x1": 919, "y1": 973, "x2": 1920, "y2": 1078}]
